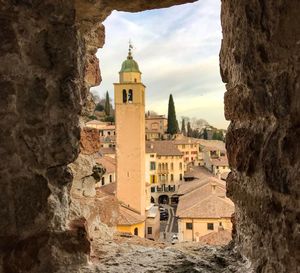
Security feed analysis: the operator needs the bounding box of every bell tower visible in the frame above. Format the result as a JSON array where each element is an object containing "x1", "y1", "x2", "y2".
[{"x1": 114, "y1": 45, "x2": 146, "y2": 215}]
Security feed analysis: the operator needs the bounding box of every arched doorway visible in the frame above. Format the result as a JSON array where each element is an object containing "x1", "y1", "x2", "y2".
[
  {"x1": 134, "y1": 227, "x2": 138, "y2": 236},
  {"x1": 158, "y1": 195, "x2": 169, "y2": 204},
  {"x1": 150, "y1": 196, "x2": 155, "y2": 203}
]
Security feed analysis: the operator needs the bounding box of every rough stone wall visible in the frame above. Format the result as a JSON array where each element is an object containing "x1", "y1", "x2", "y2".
[{"x1": 220, "y1": 1, "x2": 300, "y2": 272}]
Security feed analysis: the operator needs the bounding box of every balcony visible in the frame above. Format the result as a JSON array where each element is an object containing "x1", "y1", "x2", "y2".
[{"x1": 157, "y1": 169, "x2": 169, "y2": 174}]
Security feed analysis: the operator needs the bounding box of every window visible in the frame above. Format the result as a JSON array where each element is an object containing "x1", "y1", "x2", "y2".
[
  {"x1": 182, "y1": 145, "x2": 185, "y2": 149},
  {"x1": 108, "y1": 131, "x2": 111, "y2": 135},
  {"x1": 128, "y1": 89, "x2": 133, "y2": 103},
  {"x1": 147, "y1": 227, "x2": 152, "y2": 235},
  {"x1": 207, "y1": 223, "x2": 214, "y2": 230},
  {"x1": 158, "y1": 163, "x2": 161, "y2": 170},
  {"x1": 150, "y1": 161, "x2": 156, "y2": 170},
  {"x1": 180, "y1": 174, "x2": 183, "y2": 181},
  {"x1": 134, "y1": 227, "x2": 138, "y2": 236},
  {"x1": 151, "y1": 186, "x2": 155, "y2": 193},
  {"x1": 101, "y1": 177, "x2": 105, "y2": 186},
  {"x1": 179, "y1": 162, "x2": 182, "y2": 170},
  {"x1": 171, "y1": 163, "x2": 174, "y2": 170},
  {"x1": 109, "y1": 175, "x2": 112, "y2": 183},
  {"x1": 170, "y1": 174, "x2": 174, "y2": 181},
  {"x1": 150, "y1": 154, "x2": 155, "y2": 158},
  {"x1": 134, "y1": 78, "x2": 137, "y2": 83},
  {"x1": 186, "y1": 222, "x2": 193, "y2": 230},
  {"x1": 150, "y1": 175, "x2": 156, "y2": 184},
  {"x1": 122, "y1": 89, "x2": 127, "y2": 103}
]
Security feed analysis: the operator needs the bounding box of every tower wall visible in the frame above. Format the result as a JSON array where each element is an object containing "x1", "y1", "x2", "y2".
[{"x1": 114, "y1": 83, "x2": 146, "y2": 215}]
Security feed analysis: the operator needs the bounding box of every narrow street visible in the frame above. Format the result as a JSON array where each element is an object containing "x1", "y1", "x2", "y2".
[{"x1": 160, "y1": 204, "x2": 178, "y2": 242}]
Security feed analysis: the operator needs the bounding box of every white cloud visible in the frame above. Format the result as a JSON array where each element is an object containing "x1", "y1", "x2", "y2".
[{"x1": 91, "y1": 0, "x2": 228, "y2": 129}]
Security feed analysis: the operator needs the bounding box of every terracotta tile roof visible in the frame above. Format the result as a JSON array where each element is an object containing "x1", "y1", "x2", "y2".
[
  {"x1": 197, "y1": 230, "x2": 232, "y2": 245},
  {"x1": 118, "y1": 205, "x2": 146, "y2": 226},
  {"x1": 99, "y1": 147, "x2": 116, "y2": 155},
  {"x1": 176, "y1": 179, "x2": 234, "y2": 219},
  {"x1": 97, "y1": 182, "x2": 116, "y2": 197},
  {"x1": 100, "y1": 125, "x2": 115, "y2": 130},
  {"x1": 178, "y1": 170, "x2": 223, "y2": 195},
  {"x1": 198, "y1": 139, "x2": 226, "y2": 152},
  {"x1": 86, "y1": 120, "x2": 106, "y2": 125},
  {"x1": 145, "y1": 115, "x2": 167, "y2": 120},
  {"x1": 145, "y1": 141, "x2": 183, "y2": 156},
  {"x1": 95, "y1": 156, "x2": 116, "y2": 174},
  {"x1": 184, "y1": 166, "x2": 214, "y2": 179},
  {"x1": 211, "y1": 156, "x2": 228, "y2": 166},
  {"x1": 173, "y1": 136, "x2": 199, "y2": 145},
  {"x1": 221, "y1": 172, "x2": 230, "y2": 180}
]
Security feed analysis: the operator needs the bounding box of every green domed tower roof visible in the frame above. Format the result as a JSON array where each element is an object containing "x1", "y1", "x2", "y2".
[{"x1": 120, "y1": 46, "x2": 141, "y2": 73}]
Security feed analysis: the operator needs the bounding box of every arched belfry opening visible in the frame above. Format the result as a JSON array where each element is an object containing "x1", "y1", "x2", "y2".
[{"x1": 0, "y1": 1, "x2": 298, "y2": 273}]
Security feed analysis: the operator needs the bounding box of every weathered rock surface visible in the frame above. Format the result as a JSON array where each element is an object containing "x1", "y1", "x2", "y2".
[
  {"x1": 220, "y1": 1, "x2": 300, "y2": 272},
  {"x1": 89, "y1": 239, "x2": 253, "y2": 273}
]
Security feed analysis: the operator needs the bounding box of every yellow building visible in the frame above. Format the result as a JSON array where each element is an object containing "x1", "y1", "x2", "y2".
[
  {"x1": 145, "y1": 141, "x2": 184, "y2": 204},
  {"x1": 173, "y1": 137, "x2": 200, "y2": 167},
  {"x1": 114, "y1": 46, "x2": 149, "y2": 237},
  {"x1": 145, "y1": 114, "x2": 168, "y2": 141},
  {"x1": 176, "y1": 176, "x2": 234, "y2": 242}
]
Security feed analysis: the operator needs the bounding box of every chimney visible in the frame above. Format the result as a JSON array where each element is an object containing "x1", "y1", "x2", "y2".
[{"x1": 211, "y1": 184, "x2": 216, "y2": 194}]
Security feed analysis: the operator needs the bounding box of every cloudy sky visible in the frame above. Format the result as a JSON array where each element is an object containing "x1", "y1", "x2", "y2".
[{"x1": 91, "y1": 0, "x2": 229, "y2": 129}]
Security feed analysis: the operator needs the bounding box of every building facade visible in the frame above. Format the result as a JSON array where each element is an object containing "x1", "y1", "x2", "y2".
[
  {"x1": 176, "y1": 177, "x2": 234, "y2": 242},
  {"x1": 145, "y1": 141, "x2": 184, "y2": 204},
  {"x1": 145, "y1": 114, "x2": 168, "y2": 141}
]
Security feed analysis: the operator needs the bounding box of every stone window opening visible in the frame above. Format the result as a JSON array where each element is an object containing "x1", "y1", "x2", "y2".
[
  {"x1": 3, "y1": 2, "x2": 297, "y2": 272},
  {"x1": 122, "y1": 89, "x2": 127, "y2": 103},
  {"x1": 128, "y1": 89, "x2": 133, "y2": 103}
]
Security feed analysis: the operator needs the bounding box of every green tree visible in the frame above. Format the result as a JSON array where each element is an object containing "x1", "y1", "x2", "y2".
[
  {"x1": 181, "y1": 119, "x2": 186, "y2": 136},
  {"x1": 167, "y1": 94, "x2": 179, "y2": 135},
  {"x1": 187, "y1": 122, "x2": 193, "y2": 137},
  {"x1": 95, "y1": 103, "x2": 104, "y2": 111},
  {"x1": 212, "y1": 131, "x2": 224, "y2": 141},
  {"x1": 104, "y1": 91, "x2": 110, "y2": 116},
  {"x1": 203, "y1": 128, "x2": 208, "y2": 140}
]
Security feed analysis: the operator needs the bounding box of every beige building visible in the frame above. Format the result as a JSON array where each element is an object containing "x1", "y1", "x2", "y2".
[
  {"x1": 145, "y1": 114, "x2": 167, "y2": 141},
  {"x1": 199, "y1": 140, "x2": 230, "y2": 175},
  {"x1": 100, "y1": 135, "x2": 116, "y2": 148},
  {"x1": 173, "y1": 137, "x2": 200, "y2": 167},
  {"x1": 145, "y1": 141, "x2": 184, "y2": 204},
  {"x1": 176, "y1": 175, "x2": 234, "y2": 242},
  {"x1": 99, "y1": 124, "x2": 115, "y2": 138},
  {"x1": 95, "y1": 156, "x2": 116, "y2": 188},
  {"x1": 85, "y1": 119, "x2": 107, "y2": 130}
]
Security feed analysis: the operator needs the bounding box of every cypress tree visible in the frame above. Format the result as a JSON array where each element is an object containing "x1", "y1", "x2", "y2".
[
  {"x1": 203, "y1": 128, "x2": 208, "y2": 140},
  {"x1": 104, "y1": 91, "x2": 110, "y2": 116},
  {"x1": 167, "y1": 94, "x2": 179, "y2": 135},
  {"x1": 187, "y1": 122, "x2": 193, "y2": 137},
  {"x1": 181, "y1": 119, "x2": 186, "y2": 136}
]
